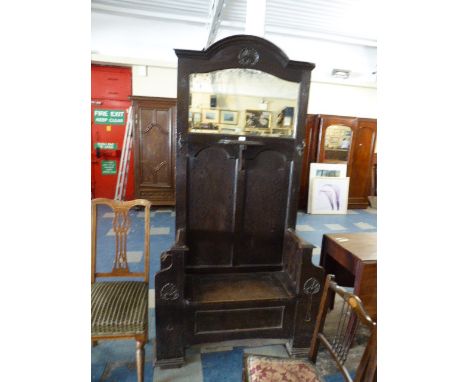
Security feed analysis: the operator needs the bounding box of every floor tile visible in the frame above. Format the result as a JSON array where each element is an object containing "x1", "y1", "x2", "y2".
[
  {"x1": 155, "y1": 208, "x2": 174, "y2": 214},
  {"x1": 154, "y1": 349, "x2": 203, "y2": 382},
  {"x1": 150, "y1": 227, "x2": 170, "y2": 235},
  {"x1": 201, "y1": 348, "x2": 243, "y2": 382},
  {"x1": 148, "y1": 289, "x2": 155, "y2": 309},
  {"x1": 127, "y1": 251, "x2": 143, "y2": 263},
  {"x1": 296, "y1": 224, "x2": 315, "y2": 231},
  {"x1": 201, "y1": 345, "x2": 234, "y2": 353},
  {"x1": 243, "y1": 344, "x2": 289, "y2": 358},
  {"x1": 98, "y1": 360, "x2": 153, "y2": 382},
  {"x1": 353, "y1": 222, "x2": 376, "y2": 230},
  {"x1": 324, "y1": 224, "x2": 346, "y2": 231},
  {"x1": 137, "y1": 211, "x2": 156, "y2": 218},
  {"x1": 91, "y1": 363, "x2": 106, "y2": 382}
]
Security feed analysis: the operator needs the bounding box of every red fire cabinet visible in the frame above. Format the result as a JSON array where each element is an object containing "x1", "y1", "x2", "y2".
[{"x1": 91, "y1": 65, "x2": 134, "y2": 199}]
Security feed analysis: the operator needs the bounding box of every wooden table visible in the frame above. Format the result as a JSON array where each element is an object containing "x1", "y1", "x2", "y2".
[{"x1": 320, "y1": 232, "x2": 377, "y2": 320}]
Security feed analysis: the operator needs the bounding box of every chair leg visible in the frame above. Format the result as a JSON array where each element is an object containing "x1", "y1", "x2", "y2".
[{"x1": 136, "y1": 340, "x2": 145, "y2": 382}]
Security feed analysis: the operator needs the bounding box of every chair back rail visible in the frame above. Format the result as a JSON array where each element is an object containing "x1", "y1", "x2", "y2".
[
  {"x1": 91, "y1": 198, "x2": 151, "y2": 283},
  {"x1": 310, "y1": 274, "x2": 377, "y2": 382}
]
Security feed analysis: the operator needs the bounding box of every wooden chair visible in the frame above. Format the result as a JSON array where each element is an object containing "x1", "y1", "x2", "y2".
[
  {"x1": 91, "y1": 198, "x2": 151, "y2": 382},
  {"x1": 243, "y1": 274, "x2": 377, "y2": 382}
]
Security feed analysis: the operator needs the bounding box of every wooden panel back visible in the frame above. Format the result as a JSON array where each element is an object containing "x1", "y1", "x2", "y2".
[
  {"x1": 236, "y1": 150, "x2": 290, "y2": 266},
  {"x1": 187, "y1": 146, "x2": 237, "y2": 267}
]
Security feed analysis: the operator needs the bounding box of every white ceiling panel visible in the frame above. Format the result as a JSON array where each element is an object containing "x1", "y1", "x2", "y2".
[{"x1": 91, "y1": 0, "x2": 377, "y2": 86}]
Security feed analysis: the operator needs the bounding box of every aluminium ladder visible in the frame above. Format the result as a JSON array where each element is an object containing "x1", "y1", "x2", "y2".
[{"x1": 114, "y1": 106, "x2": 134, "y2": 200}]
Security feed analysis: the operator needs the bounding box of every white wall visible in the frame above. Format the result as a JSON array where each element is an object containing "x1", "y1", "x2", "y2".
[
  {"x1": 308, "y1": 82, "x2": 376, "y2": 118},
  {"x1": 132, "y1": 66, "x2": 177, "y2": 98}
]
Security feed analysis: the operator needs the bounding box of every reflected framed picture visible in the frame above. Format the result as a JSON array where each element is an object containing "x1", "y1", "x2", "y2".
[
  {"x1": 308, "y1": 177, "x2": 350, "y2": 215},
  {"x1": 245, "y1": 110, "x2": 271, "y2": 129},
  {"x1": 220, "y1": 110, "x2": 239, "y2": 125},
  {"x1": 202, "y1": 109, "x2": 219, "y2": 123},
  {"x1": 192, "y1": 112, "x2": 202, "y2": 125}
]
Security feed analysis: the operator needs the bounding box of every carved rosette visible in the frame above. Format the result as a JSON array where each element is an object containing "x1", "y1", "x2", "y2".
[
  {"x1": 238, "y1": 47, "x2": 260, "y2": 66},
  {"x1": 303, "y1": 277, "x2": 321, "y2": 295},
  {"x1": 160, "y1": 283, "x2": 179, "y2": 301},
  {"x1": 303, "y1": 277, "x2": 321, "y2": 322}
]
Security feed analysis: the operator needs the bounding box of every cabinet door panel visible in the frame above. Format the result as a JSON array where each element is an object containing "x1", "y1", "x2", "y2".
[
  {"x1": 139, "y1": 108, "x2": 173, "y2": 187},
  {"x1": 133, "y1": 97, "x2": 176, "y2": 205},
  {"x1": 349, "y1": 121, "x2": 376, "y2": 202}
]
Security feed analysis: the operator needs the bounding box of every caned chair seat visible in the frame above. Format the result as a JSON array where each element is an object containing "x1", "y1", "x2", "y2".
[
  {"x1": 91, "y1": 281, "x2": 148, "y2": 337},
  {"x1": 244, "y1": 355, "x2": 321, "y2": 382}
]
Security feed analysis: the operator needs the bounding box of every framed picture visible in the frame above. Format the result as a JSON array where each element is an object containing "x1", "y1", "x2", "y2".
[
  {"x1": 202, "y1": 109, "x2": 219, "y2": 123},
  {"x1": 220, "y1": 110, "x2": 239, "y2": 125},
  {"x1": 309, "y1": 163, "x2": 347, "y2": 178},
  {"x1": 308, "y1": 177, "x2": 350, "y2": 215},
  {"x1": 192, "y1": 112, "x2": 201, "y2": 125},
  {"x1": 245, "y1": 110, "x2": 271, "y2": 129}
]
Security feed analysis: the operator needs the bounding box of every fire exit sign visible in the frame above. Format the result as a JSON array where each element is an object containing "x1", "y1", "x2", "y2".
[{"x1": 94, "y1": 109, "x2": 125, "y2": 125}]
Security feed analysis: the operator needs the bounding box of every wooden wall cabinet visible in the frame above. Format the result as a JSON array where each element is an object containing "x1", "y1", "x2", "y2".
[
  {"x1": 299, "y1": 114, "x2": 377, "y2": 210},
  {"x1": 131, "y1": 96, "x2": 176, "y2": 205}
]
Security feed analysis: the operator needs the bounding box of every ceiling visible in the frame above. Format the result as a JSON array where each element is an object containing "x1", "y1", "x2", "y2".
[
  {"x1": 92, "y1": 0, "x2": 376, "y2": 46},
  {"x1": 91, "y1": 0, "x2": 377, "y2": 87}
]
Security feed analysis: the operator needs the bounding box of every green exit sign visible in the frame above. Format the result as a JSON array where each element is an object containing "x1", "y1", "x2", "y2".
[
  {"x1": 101, "y1": 160, "x2": 117, "y2": 175},
  {"x1": 94, "y1": 109, "x2": 125, "y2": 125}
]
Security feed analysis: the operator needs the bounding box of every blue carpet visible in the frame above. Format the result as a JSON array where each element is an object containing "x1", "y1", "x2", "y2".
[
  {"x1": 92, "y1": 361, "x2": 153, "y2": 382},
  {"x1": 201, "y1": 347, "x2": 244, "y2": 382}
]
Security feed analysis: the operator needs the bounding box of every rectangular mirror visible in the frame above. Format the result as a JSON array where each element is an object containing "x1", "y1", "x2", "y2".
[{"x1": 189, "y1": 69, "x2": 300, "y2": 138}]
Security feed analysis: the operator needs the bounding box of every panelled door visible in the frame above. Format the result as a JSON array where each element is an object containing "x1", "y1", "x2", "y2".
[{"x1": 132, "y1": 97, "x2": 176, "y2": 205}]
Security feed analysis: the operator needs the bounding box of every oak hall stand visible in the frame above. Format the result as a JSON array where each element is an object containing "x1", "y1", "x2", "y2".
[{"x1": 154, "y1": 35, "x2": 325, "y2": 368}]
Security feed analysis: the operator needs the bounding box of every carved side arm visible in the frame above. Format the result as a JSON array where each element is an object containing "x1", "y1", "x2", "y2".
[
  {"x1": 284, "y1": 228, "x2": 323, "y2": 294},
  {"x1": 284, "y1": 228, "x2": 326, "y2": 352},
  {"x1": 155, "y1": 228, "x2": 188, "y2": 304},
  {"x1": 154, "y1": 229, "x2": 188, "y2": 365}
]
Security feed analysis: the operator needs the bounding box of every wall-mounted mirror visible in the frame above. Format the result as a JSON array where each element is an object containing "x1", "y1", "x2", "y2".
[
  {"x1": 323, "y1": 124, "x2": 353, "y2": 163},
  {"x1": 188, "y1": 69, "x2": 300, "y2": 137}
]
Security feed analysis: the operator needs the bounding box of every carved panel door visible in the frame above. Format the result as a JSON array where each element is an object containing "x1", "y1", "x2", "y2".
[
  {"x1": 185, "y1": 135, "x2": 296, "y2": 271},
  {"x1": 132, "y1": 96, "x2": 176, "y2": 205}
]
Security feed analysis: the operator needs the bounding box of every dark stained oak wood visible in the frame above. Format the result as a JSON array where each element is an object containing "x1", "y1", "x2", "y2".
[
  {"x1": 154, "y1": 35, "x2": 326, "y2": 368},
  {"x1": 299, "y1": 114, "x2": 320, "y2": 210},
  {"x1": 320, "y1": 233, "x2": 377, "y2": 320},
  {"x1": 131, "y1": 96, "x2": 176, "y2": 205}
]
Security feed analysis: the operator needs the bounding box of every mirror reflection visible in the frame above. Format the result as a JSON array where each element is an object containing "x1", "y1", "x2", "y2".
[
  {"x1": 323, "y1": 124, "x2": 353, "y2": 163},
  {"x1": 189, "y1": 69, "x2": 300, "y2": 137}
]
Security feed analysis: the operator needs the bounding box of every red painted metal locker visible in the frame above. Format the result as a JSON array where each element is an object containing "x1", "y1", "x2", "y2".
[{"x1": 91, "y1": 65, "x2": 134, "y2": 199}]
